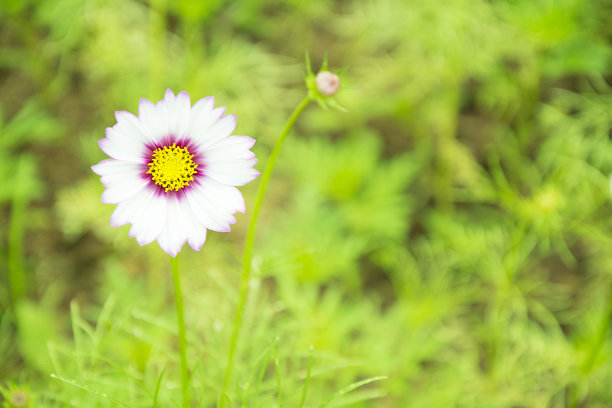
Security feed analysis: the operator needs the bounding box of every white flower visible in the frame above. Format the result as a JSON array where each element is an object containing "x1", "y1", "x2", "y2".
[{"x1": 92, "y1": 89, "x2": 259, "y2": 257}]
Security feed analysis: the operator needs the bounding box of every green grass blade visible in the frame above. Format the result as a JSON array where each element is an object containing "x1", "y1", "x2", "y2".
[
  {"x1": 298, "y1": 346, "x2": 313, "y2": 408},
  {"x1": 50, "y1": 374, "x2": 131, "y2": 407},
  {"x1": 152, "y1": 366, "x2": 166, "y2": 408},
  {"x1": 317, "y1": 376, "x2": 387, "y2": 408}
]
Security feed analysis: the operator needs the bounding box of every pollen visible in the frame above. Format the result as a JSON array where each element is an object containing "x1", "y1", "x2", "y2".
[{"x1": 146, "y1": 143, "x2": 198, "y2": 192}]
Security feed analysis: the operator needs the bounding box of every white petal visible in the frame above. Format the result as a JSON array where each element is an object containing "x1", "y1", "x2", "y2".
[
  {"x1": 190, "y1": 96, "x2": 214, "y2": 119},
  {"x1": 138, "y1": 98, "x2": 169, "y2": 143},
  {"x1": 199, "y1": 135, "x2": 259, "y2": 187},
  {"x1": 116, "y1": 110, "x2": 151, "y2": 142},
  {"x1": 200, "y1": 114, "x2": 237, "y2": 149},
  {"x1": 189, "y1": 105, "x2": 236, "y2": 150},
  {"x1": 204, "y1": 157, "x2": 260, "y2": 187},
  {"x1": 156, "y1": 197, "x2": 206, "y2": 257},
  {"x1": 127, "y1": 189, "x2": 167, "y2": 246},
  {"x1": 201, "y1": 178, "x2": 246, "y2": 213},
  {"x1": 98, "y1": 111, "x2": 150, "y2": 162},
  {"x1": 110, "y1": 188, "x2": 150, "y2": 227},
  {"x1": 205, "y1": 136, "x2": 256, "y2": 163},
  {"x1": 92, "y1": 159, "x2": 142, "y2": 183},
  {"x1": 176, "y1": 198, "x2": 208, "y2": 251},
  {"x1": 185, "y1": 178, "x2": 246, "y2": 232},
  {"x1": 92, "y1": 159, "x2": 149, "y2": 204},
  {"x1": 156, "y1": 198, "x2": 184, "y2": 257},
  {"x1": 173, "y1": 91, "x2": 192, "y2": 139},
  {"x1": 92, "y1": 158, "x2": 137, "y2": 178},
  {"x1": 162, "y1": 89, "x2": 191, "y2": 139},
  {"x1": 164, "y1": 89, "x2": 176, "y2": 101},
  {"x1": 188, "y1": 225, "x2": 207, "y2": 251},
  {"x1": 185, "y1": 189, "x2": 233, "y2": 232},
  {"x1": 187, "y1": 97, "x2": 218, "y2": 141}
]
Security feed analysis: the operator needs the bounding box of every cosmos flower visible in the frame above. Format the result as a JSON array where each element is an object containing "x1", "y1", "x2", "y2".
[{"x1": 92, "y1": 89, "x2": 259, "y2": 257}]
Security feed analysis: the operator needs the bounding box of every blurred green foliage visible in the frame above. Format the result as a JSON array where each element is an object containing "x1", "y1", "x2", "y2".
[{"x1": 1, "y1": 0, "x2": 612, "y2": 407}]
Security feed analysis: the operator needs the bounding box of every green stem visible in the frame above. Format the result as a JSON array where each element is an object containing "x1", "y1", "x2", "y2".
[
  {"x1": 8, "y1": 158, "x2": 28, "y2": 310},
  {"x1": 171, "y1": 256, "x2": 189, "y2": 407},
  {"x1": 219, "y1": 96, "x2": 312, "y2": 406}
]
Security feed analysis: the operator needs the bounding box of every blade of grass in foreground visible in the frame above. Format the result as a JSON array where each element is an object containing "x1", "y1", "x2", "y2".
[
  {"x1": 152, "y1": 366, "x2": 166, "y2": 408},
  {"x1": 298, "y1": 346, "x2": 313, "y2": 408},
  {"x1": 317, "y1": 376, "x2": 387, "y2": 408},
  {"x1": 50, "y1": 374, "x2": 130, "y2": 407}
]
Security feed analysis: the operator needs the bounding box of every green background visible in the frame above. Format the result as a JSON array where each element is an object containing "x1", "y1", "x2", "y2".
[{"x1": 1, "y1": 0, "x2": 612, "y2": 407}]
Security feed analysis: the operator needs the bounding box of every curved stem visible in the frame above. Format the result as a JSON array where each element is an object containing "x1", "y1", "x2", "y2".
[
  {"x1": 219, "y1": 96, "x2": 311, "y2": 406},
  {"x1": 171, "y1": 255, "x2": 189, "y2": 407}
]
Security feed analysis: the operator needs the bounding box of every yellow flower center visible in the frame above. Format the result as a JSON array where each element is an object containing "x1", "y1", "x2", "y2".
[{"x1": 146, "y1": 143, "x2": 198, "y2": 192}]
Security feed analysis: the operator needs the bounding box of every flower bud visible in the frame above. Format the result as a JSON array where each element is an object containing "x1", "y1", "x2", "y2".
[{"x1": 315, "y1": 71, "x2": 340, "y2": 97}]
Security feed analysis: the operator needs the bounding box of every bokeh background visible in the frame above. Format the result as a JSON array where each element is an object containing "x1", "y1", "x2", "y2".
[{"x1": 2, "y1": 0, "x2": 612, "y2": 406}]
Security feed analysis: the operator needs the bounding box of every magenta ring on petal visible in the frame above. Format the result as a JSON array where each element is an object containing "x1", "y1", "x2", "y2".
[{"x1": 92, "y1": 89, "x2": 260, "y2": 257}]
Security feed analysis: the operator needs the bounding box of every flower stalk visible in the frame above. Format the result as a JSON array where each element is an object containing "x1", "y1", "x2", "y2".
[
  {"x1": 219, "y1": 96, "x2": 312, "y2": 406},
  {"x1": 171, "y1": 256, "x2": 189, "y2": 407},
  {"x1": 8, "y1": 157, "x2": 29, "y2": 310}
]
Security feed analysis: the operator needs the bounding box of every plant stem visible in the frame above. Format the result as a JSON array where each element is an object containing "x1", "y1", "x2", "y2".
[
  {"x1": 171, "y1": 255, "x2": 189, "y2": 407},
  {"x1": 219, "y1": 96, "x2": 311, "y2": 406},
  {"x1": 8, "y1": 158, "x2": 28, "y2": 310}
]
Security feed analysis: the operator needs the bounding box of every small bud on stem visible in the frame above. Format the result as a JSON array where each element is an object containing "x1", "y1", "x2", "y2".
[{"x1": 315, "y1": 71, "x2": 340, "y2": 97}]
